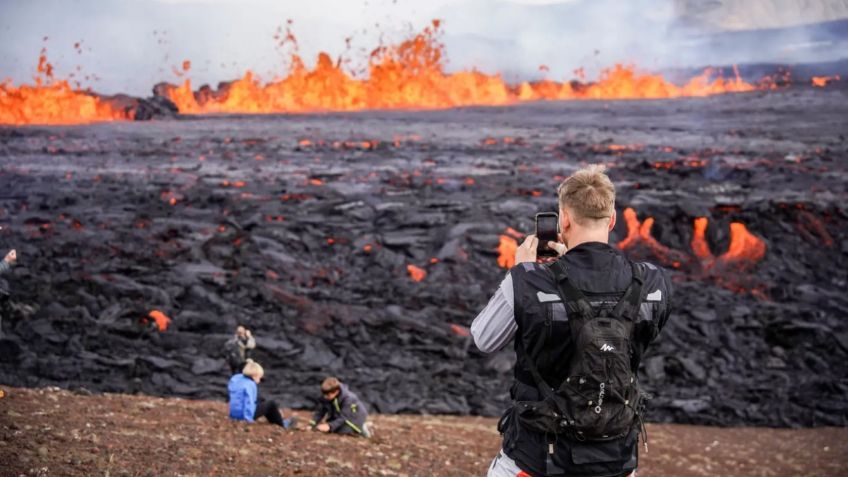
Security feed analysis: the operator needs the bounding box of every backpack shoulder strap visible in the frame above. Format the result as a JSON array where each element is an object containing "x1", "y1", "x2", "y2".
[
  {"x1": 515, "y1": 260, "x2": 592, "y2": 400},
  {"x1": 611, "y1": 261, "x2": 645, "y2": 320},
  {"x1": 512, "y1": 261, "x2": 573, "y2": 400},
  {"x1": 550, "y1": 260, "x2": 594, "y2": 319}
]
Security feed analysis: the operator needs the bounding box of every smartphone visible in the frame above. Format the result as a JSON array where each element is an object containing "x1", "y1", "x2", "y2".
[{"x1": 535, "y1": 212, "x2": 559, "y2": 257}]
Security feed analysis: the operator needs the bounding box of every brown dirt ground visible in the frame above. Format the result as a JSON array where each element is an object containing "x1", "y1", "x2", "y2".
[{"x1": 0, "y1": 386, "x2": 845, "y2": 477}]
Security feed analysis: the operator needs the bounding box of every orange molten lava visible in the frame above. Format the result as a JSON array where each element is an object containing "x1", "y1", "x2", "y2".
[
  {"x1": 407, "y1": 264, "x2": 427, "y2": 282},
  {"x1": 616, "y1": 208, "x2": 676, "y2": 263},
  {"x1": 616, "y1": 208, "x2": 642, "y2": 250},
  {"x1": 4, "y1": 23, "x2": 770, "y2": 125},
  {"x1": 720, "y1": 222, "x2": 766, "y2": 264},
  {"x1": 162, "y1": 21, "x2": 762, "y2": 116},
  {"x1": 619, "y1": 212, "x2": 766, "y2": 295},
  {"x1": 689, "y1": 217, "x2": 766, "y2": 269},
  {"x1": 146, "y1": 310, "x2": 172, "y2": 332},
  {"x1": 812, "y1": 75, "x2": 839, "y2": 87},
  {"x1": 691, "y1": 217, "x2": 713, "y2": 260},
  {"x1": 0, "y1": 50, "x2": 127, "y2": 125},
  {"x1": 450, "y1": 323, "x2": 471, "y2": 337},
  {"x1": 497, "y1": 235, "x2": 518, "y2": 269}
]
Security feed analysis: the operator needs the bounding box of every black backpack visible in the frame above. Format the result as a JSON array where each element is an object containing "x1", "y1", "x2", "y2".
[{"x1": 514, "y1": 260, "x2": 646, "y2": 441}]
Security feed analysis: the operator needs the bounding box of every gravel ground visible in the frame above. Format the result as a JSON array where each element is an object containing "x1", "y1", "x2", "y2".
[{"x1": 1, "y1": 386, "x2": 846, "y2": 477}]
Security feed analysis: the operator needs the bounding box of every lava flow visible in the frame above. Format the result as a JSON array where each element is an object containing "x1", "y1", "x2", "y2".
[
  {"x1": 616, "y1": 208, "x2": 687, "y2": 267},
  {"x1": 718, "y1": 222, "x2": 768, "y2": 266},
  {"x1": 1, "y1": 21, "x2": 775, "y2": 125},
  {"x1": 616, "y1": 209, "x2": 767, "y2": 296},
  {"x1": 812, "y1": 75, "x2": 840, "y2": 87},
  {"x1": 163, "y1": 21, "x2": 761, "y2": 115},
  {"x1": 0, "y1": 50, "x2": 128, "y2": 126},
  {"x1": 407, "y1": 264, "x2": 427, "y2": 282},
  {"x1": 143, "y1": 309, "x2": 172, "y2": 332},
  {"x1": 690, "y1": 217, "x2": 766, "y2": 268},
  {"x1": 497, "y1": 235, "x2": 519, "y2": 269}
]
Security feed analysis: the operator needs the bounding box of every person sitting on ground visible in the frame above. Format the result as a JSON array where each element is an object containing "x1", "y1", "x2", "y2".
[
  {"x1": 225, "y1": 325, "x2": 256, "y2": 375},
  {"x1": 0, "y1": 249, "x2": 17, "y2": 338},
  {"x1": 228, "y1": 359, "x2": 296, "y2": 429},
  {"x1": 310, "y1": 377, "x2": 371, "y2": 437}
]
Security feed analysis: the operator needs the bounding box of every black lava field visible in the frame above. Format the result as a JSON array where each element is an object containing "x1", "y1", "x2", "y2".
[{"x1": 0, "y1": 85, "x2": 846, "y2": 427}]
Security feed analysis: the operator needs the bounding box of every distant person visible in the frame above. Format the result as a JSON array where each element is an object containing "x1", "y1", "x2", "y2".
[
  {"x1": 310, "y1": 377, "x2": 371, "y2": 438},
  {"x1": 472, "y1": 165, "x2": 673, "y2": 477},
  {"x1": 225, "y1": 325, "x2": 256, "y2": 375},
  {"x1": 227, "y1": 359, "x2": 296, "y2": 428},
  {"x1": 0, "y1": 249, "x2": 17, "y2": 337}
]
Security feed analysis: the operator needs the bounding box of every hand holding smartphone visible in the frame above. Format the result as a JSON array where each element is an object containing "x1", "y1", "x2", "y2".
[{"x1": 535, "y1": 212, "x2": 560, "y2": 258}]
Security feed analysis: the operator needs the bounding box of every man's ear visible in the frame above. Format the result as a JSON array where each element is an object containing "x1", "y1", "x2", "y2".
[
  {"x1": 608, "y1": 209, "x2": 617, "y2": 232},
  {"x1": 559, "y1": 208, "x2": 570, "y2": 235}
]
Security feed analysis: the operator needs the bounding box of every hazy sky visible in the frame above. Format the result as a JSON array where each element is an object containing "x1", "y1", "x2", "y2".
[{"x1": 1, "y1": 0, "x2": 845, "y2": 96}]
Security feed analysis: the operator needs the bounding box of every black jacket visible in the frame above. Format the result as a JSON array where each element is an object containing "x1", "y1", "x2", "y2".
[{"x1": 503, "y1": 242, "x2": 673, "y2": 477}]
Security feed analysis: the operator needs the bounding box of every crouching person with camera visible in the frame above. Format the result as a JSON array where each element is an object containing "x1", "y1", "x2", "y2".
[
  {"x1": 472, "y1": 165, "x2": 673, "y2": 477},
  {"x1": 310, "y1": 377, "x2": 371, "y2": 438}
]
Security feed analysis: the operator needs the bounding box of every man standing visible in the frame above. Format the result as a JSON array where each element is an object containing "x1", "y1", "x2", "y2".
[
  {"x1": 225, "y1": 325, "x2": 256, "y2": 375},
  {"x1": 473, "y1": 165, "x2": 673, "y2": 477},
  {"x1": 0, "y1": 249, "x2": 17, "y2": 338},
  {"x1": 310, "y1": 377, "x2": 371, "y2": 438}
]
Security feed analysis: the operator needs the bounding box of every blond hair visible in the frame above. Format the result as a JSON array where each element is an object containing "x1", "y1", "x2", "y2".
[
  {"x1": 557, "y1": 164, "x2": 616, "y2": 225},
  {"x1": 242, "y1": 359, "x2": 264, "y2": 379}
]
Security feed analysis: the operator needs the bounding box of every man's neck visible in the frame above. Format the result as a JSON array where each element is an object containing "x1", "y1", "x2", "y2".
[{"x1": 566, "y1": 229, "x2": 609, "y2": 250}]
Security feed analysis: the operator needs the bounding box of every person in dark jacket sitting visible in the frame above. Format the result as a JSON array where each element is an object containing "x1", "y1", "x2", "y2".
[
  {"x1": 310, "y1": 377, "x2": 371, "y2": 437},
  {"x1": 228, "y1": 360, "x2": 296, "y2": 428}
]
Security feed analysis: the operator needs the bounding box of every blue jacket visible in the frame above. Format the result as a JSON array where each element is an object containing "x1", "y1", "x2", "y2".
[{"x1": 228, "y1": 374, "x2": 257, "y2": 422}]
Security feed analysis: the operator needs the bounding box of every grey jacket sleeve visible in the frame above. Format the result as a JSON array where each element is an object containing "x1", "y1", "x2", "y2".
[
  {"x1": 329, "y1": 393, "x2": 367, "y2": 433},
  {"x1": 0, "y1": 260, "x2": 9, "y2": 274},
  {"x1": 471, "y1": 272, "x2": 517, "y2": 354}
]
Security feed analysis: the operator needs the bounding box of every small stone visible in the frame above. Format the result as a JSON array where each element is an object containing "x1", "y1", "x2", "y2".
[{"x1": 37, "y1": 446, "x2": 48, "y2": 458}]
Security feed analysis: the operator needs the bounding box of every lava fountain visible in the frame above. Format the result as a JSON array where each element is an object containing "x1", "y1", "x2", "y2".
[
  {"x1": 0, "y1": 21, "x2": 772, "y2": 125},
  {"x1": 0, "y1": 50, "x2": 129, "y2": 125}
]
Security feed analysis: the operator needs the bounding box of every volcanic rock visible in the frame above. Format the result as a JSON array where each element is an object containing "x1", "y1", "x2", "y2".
[{"x1": 0, "y1": 88, "x2": 846, "y2": 427}]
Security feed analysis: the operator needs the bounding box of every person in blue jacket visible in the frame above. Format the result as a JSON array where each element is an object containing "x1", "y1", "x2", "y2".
[{"x1": 228, "y1": 359, "x2": 296, "y2": 428}]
